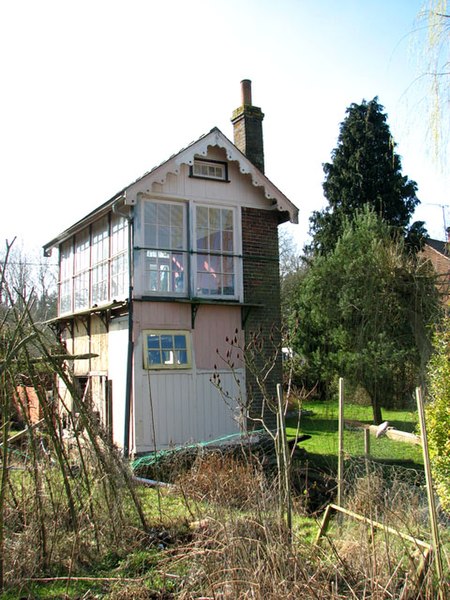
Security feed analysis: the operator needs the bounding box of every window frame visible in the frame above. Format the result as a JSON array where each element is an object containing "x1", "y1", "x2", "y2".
[
  {"x1": 139, "y1": 198, "x2": 242, "y2": 301},
  {"x1": 190, "y1": 158, "x2": 229, "y2": 182},
  {"x1": 110, "y1": 214, "x2": 129, "y2": 300},
  {"x1": 73, "y1": 228, "x2": 91, "y2": 312},
  {"x1": 91, "y1": 216, "x2": 110, "y2": 306},
  {"x1": 57, "y1": 213, "x2": 129, "y2": 316},
  {"x1": 142, "y1": 329, "x2": 192, "y2": 370},
  {"x1": 59, "y1": 239, "x2": 74, "y2": 314},
  {"x1": 193, "y1": 203, "x2": 240, "y2": 300},
  {"x1": 140, "y1": 199, "x2": 188, "y2": 297}
]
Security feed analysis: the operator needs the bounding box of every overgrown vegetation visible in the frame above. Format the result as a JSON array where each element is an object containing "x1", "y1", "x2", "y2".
[
  {"x1": 132, "y1": 446, "x2": 449, "y2": 599},
  {"x1": 0, "y1": 180, "x2": 448, "y2": 598},
  {"x1": 0, "y1": 241, "x2": 148, "y2": 593},
  {"x1": 425, "y1": 319, "x2": 450, "y2": 514}
]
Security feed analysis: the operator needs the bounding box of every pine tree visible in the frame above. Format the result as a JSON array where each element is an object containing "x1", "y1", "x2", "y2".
[{"x1": 308, "y1": 97, "x2": 424, "y2": 255}]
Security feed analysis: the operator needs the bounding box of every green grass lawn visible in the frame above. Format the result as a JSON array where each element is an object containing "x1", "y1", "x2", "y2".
[{"x1": 286, "y1": 400, "x2": 424, "y2": 469}]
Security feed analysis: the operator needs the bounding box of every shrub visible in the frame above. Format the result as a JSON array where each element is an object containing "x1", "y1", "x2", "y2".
[{"x1": 426, "y1": 321, "x2": 450, "y2": 513}]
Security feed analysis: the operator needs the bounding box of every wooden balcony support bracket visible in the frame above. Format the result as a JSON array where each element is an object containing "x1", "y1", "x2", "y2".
[
  {"x1": 98, "y1": 309, "x2": 110, "y2": 331},
  {"x1": 191, "y1": 303, "x2": 200, "y2": 329},
  {"x1": 78, "y1": 315, "x2": 90, "y2": 336}
]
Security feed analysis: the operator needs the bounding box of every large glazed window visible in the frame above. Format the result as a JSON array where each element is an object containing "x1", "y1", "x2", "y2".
[
  {"x1": 143, "y1": 201, "x2": 187, "y2": 294},
  {"x1": 195, "y1": 206, "x2": 235, "y2": 297},
  {"x1": 143, "y1": 330, "x2": 191, "y2": 369},
  {"x1": 73, "y1": 229, "x2": 90, "y2": 311},
  {"x1": 91, "y1": 217, "x2": 109, "y2": 305},
  {"x1": 140, "y1": 200, "x2": 240, "y2": 299},
  {"x1": 57, "y1": 213, "x2": 129, "y2": 315},
  {"x1": 59, "y1": 240, "x2": 73, "y2": 314},
  {"x1": 111, "y1": 215, "x2": 128, "y2": 298}
]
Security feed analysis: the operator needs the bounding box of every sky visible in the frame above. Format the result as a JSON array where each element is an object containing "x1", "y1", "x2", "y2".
[{"x1": 1, "y1": 0, "x2": 448, "y2": 260}]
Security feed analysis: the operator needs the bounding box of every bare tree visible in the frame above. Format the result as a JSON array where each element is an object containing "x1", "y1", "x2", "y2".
[
  {"x1": 0, "y1": 241, "x2": 57, "y2": 322},
  {"x1": 417, "y1": 1, "x2": 450, "y2": 161},
  {"x1": 278, "y1": 227, "x2": 301, "y2": 280}
]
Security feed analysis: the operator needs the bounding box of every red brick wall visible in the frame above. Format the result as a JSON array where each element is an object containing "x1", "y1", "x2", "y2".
[
  {"x1": 422, "y1": 244, "x2": 450, "y2": 304},
  {"x1": 231, "y1": 106, "x2": 265, "y2": 173},
  {"x1": 242, "y1": 207, "x2": 282, "y2": 429}
]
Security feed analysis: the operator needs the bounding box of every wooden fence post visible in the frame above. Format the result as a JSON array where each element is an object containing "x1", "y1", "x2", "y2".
[
  {"x1": 337, "y1": 377, "x2": 344, "y2": 507},
  {"x1": 416, "y1": 387, "x2": 446, "y2": 600},
  {"x1": 277, "y1": 383, "x2": 292, "y2": 541},
  {"x1": 364, "y1": 427, "x2": 370, "y2": 476}
]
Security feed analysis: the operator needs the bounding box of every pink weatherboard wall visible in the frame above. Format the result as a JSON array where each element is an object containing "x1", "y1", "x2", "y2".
[
  {"x1": 192, "y1": 305, "x2": 243, "y2": 370},
  {"x1": 133, "y1": 301, "x2": 244, "y2": 372}
]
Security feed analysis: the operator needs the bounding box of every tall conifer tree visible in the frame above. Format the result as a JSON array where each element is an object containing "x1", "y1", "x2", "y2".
[{"x1": 308, "y1": 98, "x2": 425, "y2": 255}]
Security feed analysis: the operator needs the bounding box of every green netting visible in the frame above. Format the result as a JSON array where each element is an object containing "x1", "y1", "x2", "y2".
[{"x1": 131, "y1": 429, "x2": 266, "y2": 470}]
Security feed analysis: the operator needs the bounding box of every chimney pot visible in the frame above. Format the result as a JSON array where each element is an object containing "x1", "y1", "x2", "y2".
[{"x1": 241, "y1": 79, "x2": 252, "y2": 106}]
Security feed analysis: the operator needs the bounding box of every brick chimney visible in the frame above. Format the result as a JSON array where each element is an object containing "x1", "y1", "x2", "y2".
[{"x1": 231, "y1": 79, "x2": 265, "y2": 173}]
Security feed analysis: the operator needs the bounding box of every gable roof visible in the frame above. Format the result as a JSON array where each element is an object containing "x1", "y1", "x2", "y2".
[
  {"x1": 425, "y1": 238, "x2": 449, "y2": 257},
  {"x1": 43, "y1": 127, "x2": 298, "y2": 254}
]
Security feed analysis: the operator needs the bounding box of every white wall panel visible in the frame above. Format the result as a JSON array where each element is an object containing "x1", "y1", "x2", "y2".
[
  {"x1": 130, "y1": 151, "x2": 272, "y2": 214},
  {"x1": 108, "y1": 317, "x2": 129, "y2": 449},
  {"x1": 134, "y1": 368, "x2": 243, "y2": 453}
]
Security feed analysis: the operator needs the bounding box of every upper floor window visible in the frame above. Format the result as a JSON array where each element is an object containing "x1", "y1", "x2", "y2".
[
  {"x1": 91, "y1": 217, "x2": 109, "y2": 305},
  {"x1": 191, "y1": 159, "x2": 228, "y2": 182},
  {"x1": 59, "y1": 240, "x2": 73, "y2": 314},
  {"x1": 143, "y1": 201, "x2": 187, "y2": 294},
  {"x1": 195, "y1": 206, "x2": 235, "y2": 297},
  {"x1": 74, "y1": 229, "x2": 90, "y2": 311},
  {"x1": 58, "y1": 214, "x2": 129, "y2": 315},
  {"x1": 111, "y1": 215, "x2": 128, "y2": 299},
  {"x1": 139, "y1": 199, "x2": 240, "y2": 300}
]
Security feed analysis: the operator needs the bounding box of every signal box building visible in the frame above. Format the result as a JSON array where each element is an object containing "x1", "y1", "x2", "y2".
[{"x1": 44, "y1": 81, "x2": 298, "y2": 455}]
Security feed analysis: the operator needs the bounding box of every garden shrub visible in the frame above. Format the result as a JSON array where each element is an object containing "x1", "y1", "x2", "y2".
[{"x1": 426, "y1": 321, "x2": 450, "y2": 513}]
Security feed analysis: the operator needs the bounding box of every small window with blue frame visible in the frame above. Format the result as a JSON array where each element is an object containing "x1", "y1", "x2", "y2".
[{"x1": 143, "y1": 330, "x2": 191, "y2": 369}]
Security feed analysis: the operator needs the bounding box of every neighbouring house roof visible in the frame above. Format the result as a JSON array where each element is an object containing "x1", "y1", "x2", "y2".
[
  {"x1": 43, "y1": 127, "x2": 298, "y2": 255},
  {"x1": 425, "y1": 238, "x2": 449, "y2": 257}
]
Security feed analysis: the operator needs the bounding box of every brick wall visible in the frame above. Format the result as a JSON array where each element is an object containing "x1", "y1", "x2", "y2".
[
  {"x1": 422, "y1": 244, "x2": 450, "y2": 304},
  {"x1": 231, "y1": 106, "x2": 265, "y2": 173},
  {"x1": 241, "y1": 207, "x2": 282, "y2": 430}
]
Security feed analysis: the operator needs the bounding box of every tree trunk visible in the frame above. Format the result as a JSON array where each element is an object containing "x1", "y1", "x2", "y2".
[{"x1": 371, "y1": 393, "x2": 383, "y2": 425}]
